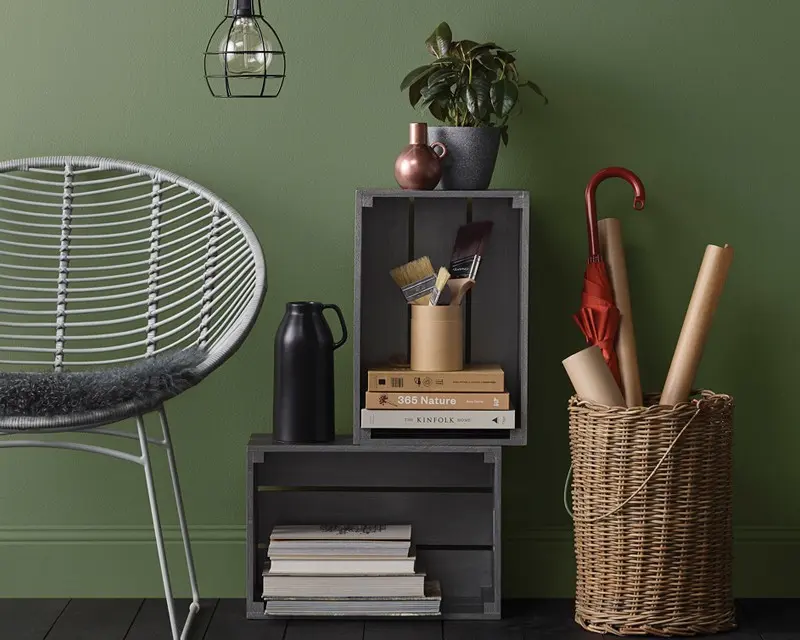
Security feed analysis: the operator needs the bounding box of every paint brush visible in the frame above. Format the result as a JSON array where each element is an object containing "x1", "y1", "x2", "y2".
[
  {"x1": 449, "y1": 279, "x2": 474, "y2": 306},
  {"x1": 446, "y1": 221, "x2": 494, "y2": 305},
  {"x1": 429, "y1": 267, "x2": 451, "y2": 306},
  {"x1": 390, "y1": 256, "x2": 437, "y2": 305}
]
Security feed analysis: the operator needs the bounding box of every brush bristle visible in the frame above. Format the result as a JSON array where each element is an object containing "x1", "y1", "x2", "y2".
[
  {"x1": 390, "y1": 256, "x2": 435, "y2": 288},
  {"x1": 430, "y1": 267, "x2": 451, "y2": 305},
  {"x1": 449, "y1": 221, "x2": 494, "y2": 279},
  {"x1": 451, "y1": 221, "x2": 494, "y2": 259},
  {"x1": 390, "y1": 256, "x2": 436, "y2": 304},
  {"x1": 434, "y1": 267, "x2": 451, "y2": 291}
]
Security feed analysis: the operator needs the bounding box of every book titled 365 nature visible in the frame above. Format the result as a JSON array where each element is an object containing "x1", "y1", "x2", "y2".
[{"x1": 365, "y1": 391, "x2": 510, "y2": 410}]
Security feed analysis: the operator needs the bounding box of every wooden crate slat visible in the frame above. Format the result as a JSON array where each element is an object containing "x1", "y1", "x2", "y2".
[
  {"x1": 413, "y1": 197, "x2": 468, "y2": 274},
  {"x1": 471, "y1": 195, "x2": 529, "y2": 447},
  {"x1": 257, "y1": 491, "x2": 494, "y2": 547},
  {"x1": 357, "y1": 197, "x2": 411, "y2": 368},
  {"x1": 256, "y1": 451, "x2": 493, "y2": 488},
  {"x1": 359, "y1": 429, "x2": 515, "y2": 446},
  {"x1": 416, "y1": 548, "x2": 493, "y2": 598}
]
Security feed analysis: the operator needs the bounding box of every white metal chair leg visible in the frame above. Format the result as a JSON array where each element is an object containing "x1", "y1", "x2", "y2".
[
  {"x1": 158, "y1": 406, "x2": 201, "y2": 610},
  {"x1": 5, "y1": 419, "x2": 201, "y2": 640},
  {"x1": 137, "y1": 415, "x2": 181, "y2": 640}
]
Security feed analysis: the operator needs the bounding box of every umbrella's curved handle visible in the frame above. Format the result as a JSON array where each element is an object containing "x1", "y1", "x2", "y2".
[{"x1": 585, "y1": 167, "x2": 646, "y2": 258}]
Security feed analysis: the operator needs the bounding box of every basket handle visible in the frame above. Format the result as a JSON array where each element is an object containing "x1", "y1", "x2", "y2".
[{"x1": 564, "y1": 404, "x2": 702, "y2": 523}]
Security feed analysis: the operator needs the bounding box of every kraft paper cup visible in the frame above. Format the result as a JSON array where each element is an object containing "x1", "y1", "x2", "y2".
[{"x1": 410, "y1": 305, "x2": 463, "y2": 372}]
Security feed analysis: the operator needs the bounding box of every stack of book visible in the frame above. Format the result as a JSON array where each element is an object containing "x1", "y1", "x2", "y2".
[
  {"x1": 361, "y1": 364, "x2": 515, "y2": 430},
  {"x1": 263, "y1": 524, "x2": 441, "y2": 617}
]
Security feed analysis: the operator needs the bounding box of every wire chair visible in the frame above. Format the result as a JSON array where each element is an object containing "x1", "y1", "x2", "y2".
[{"x1": 0, "y1": 157, "x2": 266, "y2": 640}]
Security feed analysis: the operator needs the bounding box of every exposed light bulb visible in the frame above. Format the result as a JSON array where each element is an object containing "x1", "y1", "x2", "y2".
[{"x1": 219, "y1": 18, "x2": 273, "y2": 75}]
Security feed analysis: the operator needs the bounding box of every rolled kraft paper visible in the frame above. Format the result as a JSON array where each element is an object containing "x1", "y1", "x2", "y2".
[
  {"x1": 562, "y1": 345, "x2": 625, "y2": 407},
  {"x1": 599, "y1": 218, "x2": 643, "y2": 407},
  {"x1": 410, "y1": 304, "x2": 464, "y2": 372},
  {"x1": 660, "y1": 244, "x2": 734, "y2": 406}
]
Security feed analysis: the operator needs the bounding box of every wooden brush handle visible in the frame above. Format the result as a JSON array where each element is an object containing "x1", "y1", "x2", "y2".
[{"x1": 447, "y1": 279, "x2": 474, "y2": 306}]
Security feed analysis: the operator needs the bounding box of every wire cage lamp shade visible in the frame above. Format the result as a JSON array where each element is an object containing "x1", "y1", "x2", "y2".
[{"x1": 204, "y1": 0, "x2": 286, "y2": 98}]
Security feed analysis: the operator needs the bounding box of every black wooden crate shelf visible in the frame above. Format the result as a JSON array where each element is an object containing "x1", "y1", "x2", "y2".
[
  {"x1": 246, "y1": 435, "x2": 502, "y2": 621},
  {"x1": 353, "y1": 190, "x2": 530, "y2": 446}
]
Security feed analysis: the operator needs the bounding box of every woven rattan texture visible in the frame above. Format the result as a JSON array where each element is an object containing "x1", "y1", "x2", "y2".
[{"x1": 568, "y1": 391, "x2": 735, "y2": 637}]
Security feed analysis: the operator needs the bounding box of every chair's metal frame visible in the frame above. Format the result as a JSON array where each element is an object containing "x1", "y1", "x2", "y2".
[{"x1": 0, "y1": 157, "x2": 267, "y2": 640}]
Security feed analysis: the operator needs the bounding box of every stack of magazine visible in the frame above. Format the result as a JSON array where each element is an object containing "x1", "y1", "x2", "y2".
[{"x1": 263, "y1": 524, "x2": 441, "y2": 616}]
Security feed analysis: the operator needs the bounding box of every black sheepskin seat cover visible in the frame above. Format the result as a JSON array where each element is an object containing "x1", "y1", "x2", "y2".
[{"x1": 0, "y1": 348, "x2": 205, "y2": 418}]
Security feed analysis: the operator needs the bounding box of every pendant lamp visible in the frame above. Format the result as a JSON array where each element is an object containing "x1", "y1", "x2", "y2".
[{"x1": 204, "y1": 0, "x2": 286, "y2": 98}]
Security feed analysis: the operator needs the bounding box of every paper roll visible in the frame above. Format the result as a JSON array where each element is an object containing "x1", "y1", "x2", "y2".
[
  {"x1": 563, "y1": 346, "x2": 625, "y2": 407},
  {"x1": 660, "y1": 244, "x2": 734, "y2": 406},
  {"x1": 599, "y1": 218, "x2": 643, "y2": 407}
]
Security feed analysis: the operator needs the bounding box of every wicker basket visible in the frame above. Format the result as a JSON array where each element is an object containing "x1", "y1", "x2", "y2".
[{"x1": 568, "y1": 391, "x2": 735, "y2": 637}]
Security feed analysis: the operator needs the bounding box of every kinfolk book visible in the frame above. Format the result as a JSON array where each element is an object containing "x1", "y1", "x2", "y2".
[{"x1": 361, "y1": 409, "x2": 515, "y2": 429}]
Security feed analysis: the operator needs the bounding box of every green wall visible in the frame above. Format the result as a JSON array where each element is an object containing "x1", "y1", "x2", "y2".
[{"x1": 0, "y1": 0, "x2": 797, "y2": 597}]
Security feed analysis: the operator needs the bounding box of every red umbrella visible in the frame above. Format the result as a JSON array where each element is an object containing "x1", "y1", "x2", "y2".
[{"x1": 574, "y1": 167, "x2": 646, "y2": 387}]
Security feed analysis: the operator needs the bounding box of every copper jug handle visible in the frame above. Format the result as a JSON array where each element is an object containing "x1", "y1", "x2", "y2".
[{"x1": 431, "y1": 142, "x2": 447, "y2": 159}]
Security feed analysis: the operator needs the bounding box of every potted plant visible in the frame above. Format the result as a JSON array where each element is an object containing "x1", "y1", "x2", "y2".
[{"x1": 400, "y1": 22, "x2": 547, "y2": 190}]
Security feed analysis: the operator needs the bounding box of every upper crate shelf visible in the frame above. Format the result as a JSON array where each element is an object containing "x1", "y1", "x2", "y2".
[{"x1": 353, "y1": 190, "x2": 530, "y2": 446}]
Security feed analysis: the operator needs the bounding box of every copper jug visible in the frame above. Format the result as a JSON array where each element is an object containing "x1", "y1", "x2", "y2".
[{"x1": 394, "y1": 123, "x2": 447, "y2": 190}]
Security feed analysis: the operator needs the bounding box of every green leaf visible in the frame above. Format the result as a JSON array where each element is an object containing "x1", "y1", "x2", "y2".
[
  {"x1": 409, "y1": 76, "x2": 427, "y2": 107},
  {"x1": 418, "y1": 94, "x2": 437, "y2": 112},
  {"x1": 420, "y1": 80, "x2": 452, "y2": 101},
  {"x1": 454, "y1": 39, "x2": 479, "y2": 59},
  {"x1": 496, "y1": 50, "x2": 517, "y2": 64},
  {"x1": 524, "y1": 80, "x2": 549, "y2": 104},
  {"x1": 430, "y1": 56, "x2": 466, "y2": 68},
  {"x1": 465, "y1": 85, "x2": 479, "y2": 117},
  {"x1": 501, "y1": 77, "x2": 519, "y2": 117},
  {"x1": 466, "y1": 42, "x2": 498, "y2": 58},
  {"x1": 425, "y1": 22, "x2": 453, "y2": 58},
  {"x1": 429, "y1": 100, "x2": 448, "y2": 123},
  {"x1": 475, "y1": 53, "x2": 502, "y2": 73},
  {"x1": 490, "y1": 79, "x2": 505, "y2": 115},
  {"x1": 504, "y1": 63, "x2": 520, "y2": 83},
  {"x1": 427, "y1": 67, "x2": 456, "y2": 87},
  {"x1": 471, "y1": 74, "x2": 492, "y2": 120},
  {"x1": 457, "y1": 39, "x2": 480, "y2": 51},
  {"x1": 400, "y1": 65, "x2": 434, "y2": 91}
]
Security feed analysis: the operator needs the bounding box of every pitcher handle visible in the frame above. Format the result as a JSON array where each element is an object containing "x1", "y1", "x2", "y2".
[{"x1": 322, "y1": 304, "x2": 348, "y2": 350}]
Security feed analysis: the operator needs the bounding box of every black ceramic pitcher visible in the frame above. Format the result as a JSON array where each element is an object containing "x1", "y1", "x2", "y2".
[{"x1": 273, "y1": 301, "x2": 347, "y2": 443}]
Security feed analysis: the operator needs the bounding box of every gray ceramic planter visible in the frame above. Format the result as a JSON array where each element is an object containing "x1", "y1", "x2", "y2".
[{"x1": 428, "y1": 126, "x2": 502, "y2": 190}]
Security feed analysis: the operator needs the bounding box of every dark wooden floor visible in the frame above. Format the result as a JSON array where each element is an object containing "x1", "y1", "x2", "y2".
[{"x1": 0, "y1": 599, "x2": 795, "y2": 639}]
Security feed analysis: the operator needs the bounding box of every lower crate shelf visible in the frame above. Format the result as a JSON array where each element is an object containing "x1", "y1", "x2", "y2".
[
  {"x1": 246, "y1": 435, "x2": 502, "y2": 621},
  {"x1": 356, "y1": 426, "x2": 525, "y2": 447}
]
